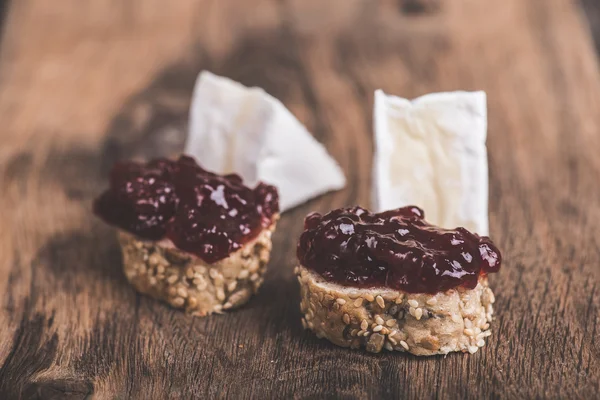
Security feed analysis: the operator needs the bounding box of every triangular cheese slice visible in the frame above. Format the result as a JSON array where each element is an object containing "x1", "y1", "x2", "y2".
[
  {"x1": 372, "y1": 89, "x2": 489, "y2": 235},
  {"x1": 184, "y1": 71, "x2": 346, "y2": 212}
]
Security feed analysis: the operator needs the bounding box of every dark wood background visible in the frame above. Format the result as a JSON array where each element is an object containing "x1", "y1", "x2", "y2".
[{"x1": 1, "y1": 0, "x2": 599, "y2": 398}]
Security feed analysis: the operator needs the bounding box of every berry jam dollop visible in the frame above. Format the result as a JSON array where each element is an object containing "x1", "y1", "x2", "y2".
[
  {"x1": 94, "y1": 155, "x2": 279, "y2": 263},
  {"x1": 297, "y1": 206, "x2": 501, "y2": 294}
]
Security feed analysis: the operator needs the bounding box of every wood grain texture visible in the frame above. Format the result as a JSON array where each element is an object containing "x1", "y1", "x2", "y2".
[{"x1": 1, "y1": 0, "x2": 599, "y2": 398}]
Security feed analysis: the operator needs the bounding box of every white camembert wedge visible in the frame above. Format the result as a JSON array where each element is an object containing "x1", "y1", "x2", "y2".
[
  {"x1": 185, "y1": 71, "x2": 346, "y2": 212},
  {"x1": 372, "y1": 90, "x2": 489, "y2": 234}
]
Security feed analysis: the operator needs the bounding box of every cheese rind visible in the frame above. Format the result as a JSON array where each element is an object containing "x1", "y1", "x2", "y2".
[
  {"x1": 185, "y1": 71, "x2": 346, "y2": 212},
  {"x1": 372, "y1": 90, "x2": 489, "y2": 235}
]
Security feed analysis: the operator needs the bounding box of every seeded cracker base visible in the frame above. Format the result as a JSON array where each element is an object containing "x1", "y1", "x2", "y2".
[
  {"x1": 119, "y1": 222, "x2": 276, "y2": 316},
  {"x1": 296, "y1": 266, "x2": 495, "y2": 356}
]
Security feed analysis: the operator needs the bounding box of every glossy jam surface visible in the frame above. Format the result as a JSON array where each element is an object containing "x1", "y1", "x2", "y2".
[
  {"x1": 94, "y1": 155, "x2": 279, "y2": 263},
  {"x1": 297, "y1": 206, "x2": 501, "y2": 294}
]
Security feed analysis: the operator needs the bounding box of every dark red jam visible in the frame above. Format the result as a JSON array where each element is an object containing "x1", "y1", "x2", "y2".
[
  {"x1": 94, "y1": 155, "x2": 279, "y2": 263},
  {"x1": 297, "y1": 206, "x2": 501, "y2": 294}
]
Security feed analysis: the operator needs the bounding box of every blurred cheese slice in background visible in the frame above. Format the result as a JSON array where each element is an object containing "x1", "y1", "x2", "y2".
[
  {"x1": 372, "y1": 90, "x2": 489, "y2": 235},
  {"x1": 185, "y1": 71, "x2": 346, "y2": 212}
]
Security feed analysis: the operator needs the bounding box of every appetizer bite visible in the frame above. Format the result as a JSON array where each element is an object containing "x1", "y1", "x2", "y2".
[
  {"x1": 296, "y1": 206, "x2": 501, "y2": 355},
  {"x1": 94, "y1": 155, "x2": 279, "y2": 316}
]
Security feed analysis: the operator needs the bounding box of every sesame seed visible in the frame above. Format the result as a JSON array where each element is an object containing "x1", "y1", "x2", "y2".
[
  {"x1": 216, "y1": 288, "x2": 226, "y2": 301},
  {"x1": 451, "y1": 314, "x2": 462, "y2": 323},
  {"x1": 324, "y1": 294, "x2": 334, "y2": 303},
  {"x1": 167, "y1": 287, "x2": 177, "y2": 297},
  {"x1": 464, "y1": 328, "x2": 474, "y2": 336},
  {"x1": 294, "y1": 266, "x2": 299, "y2": 274},
  {"x1": 194, "y1": 266, "x2": 207, "y2": 274},
  {"x1": 477, "y1": 339, "x2": 485, "y2": 347},
  {"x1": 464, "y1": 318, "x2": 473, "y2": 328},
  {"x1": 343, "y1": 314, "x2": 351, "y2": 325},
  {"x1": 408, "y1": 299, "x2": 419, "y2": 308},
  {"x1": 167, "y1": 275, "x2": 178, "y2": 284},
  {"x1": 301, "y1": 318, "x2": 308, "y2": 329},
  {"x1": 489, "y1": 291, "x2": 496, "y2": 303},
  {"x1": 214, "y1": 276, "x2": 224, "y2": 287},
  {"x1": 388, "y1": 337, "x2": 398, "y2": 345},
  {"x1": 468, "y1": 346, "x2": 478, "y2": 354},
  {"x1": 148, "y1": 277, "x2": 157, "y2": 286},
  {"x1": 414, "y1": 308, "x2": 423, "y2": 320},
  {"x1": 336, "y1": 298, "x2": 347, "y2": 305},
  {"x1": 365, "y1": 294, "x2": 375, "y2": 302},
  {"x1": 172, "y1": 297, "x2": 185, "y2": 307},
  {"x1": 384, "y1": 342, "x2": 393, "y2": 351},
  {"x1": 373, "y1": 325, "x2": 383, "y2": 332},
  {"x1": 357, "y1": 330, "x2": 365, "y2": 336},
  {"x1": 363, "y1": 331, "x2": 371, "y2": 337},
  {"x1": 400, "y1": 340, "x2": 409, "y2": 350},
  {"x1": 213, "y1": 304, "x2": 223, "y2": 313},
  {"x1": 188, "y1": 297, "x2": 198, "y2": 308},
  {"x1": 228, "y1": 281, "x2": 238, "y2": 292},
  {"x1": 474, "y1": 327, "x2": 482, "y2": 335},
  {"x1": 209, "y1": 269, "x2": 219, "y2": 279},
  {"x1": 386, "y1": 319, "x2": 397, "y2": 327},
  {"x1": 305, "y1": 313, "x2": 313, "y2": 321},
  {"x1": 426, "y1": 297, "x2": 437, "y2": 305},
  {"x1": 354, "y1": 298, "x2": 364, "y2": 307},
  {"x1": 350, "y1": 329, "x2": 358, "y2": 337},
  {"x1": 376, "y1": 296, "x2": 385, "y2": 308},
  {"x1": 409, "y1": 307, "x2": 416, "y2": 317},
  {"x1": 148, "y1": 254, "x2": 161, "y2": 266},
  {"x1": 375, "y1": 316, "x2": 384, "y2": 325},
  {"x1": 250, "y1": 273, "x2": 260, "y2": 281},
  {"x1": 307, "y1": 321, "x2": 314, "y2": 329},
  {"x1": 177, "y1": 288, "x2": 188, "y2": 298},
  {"x1": 158, "y1": 265, "x2": 166, "y2": 275},
  {"x1": 239, "y1": 269, "x2": 249, "y2": 279},
  {"x1": 223, "y1": 302, "x2": 233, "y2": 309},
  {"x1": 361, "y1": 320, "x2": 368, "y2": 330}
]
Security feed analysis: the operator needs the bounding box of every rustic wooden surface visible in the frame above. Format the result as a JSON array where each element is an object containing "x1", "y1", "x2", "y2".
[{"x1": 1, "y1": 0, "x2": 599, "y2": 398}]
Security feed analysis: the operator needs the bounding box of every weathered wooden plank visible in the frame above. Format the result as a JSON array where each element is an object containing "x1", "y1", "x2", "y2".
[{"x1": 0, "y1": 0, "x2": 599, "y2": 398}]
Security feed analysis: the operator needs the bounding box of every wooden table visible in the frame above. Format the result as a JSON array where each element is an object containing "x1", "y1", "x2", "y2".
[{"x1": 1, "y1": 0, "x2": 599, "y2": 398}]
